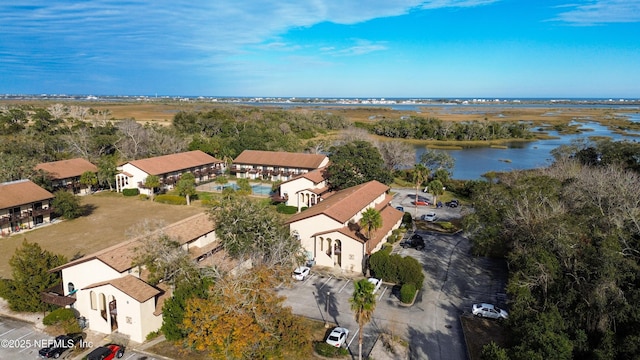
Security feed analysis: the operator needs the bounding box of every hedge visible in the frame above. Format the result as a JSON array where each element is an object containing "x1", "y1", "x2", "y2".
[
  {"x1": 43, "y1": 308, "x2": 76, "y2": 325},
  {"x1": 314, "y1": 341, "x2": 349, "y2": 357},
  {"x1": 122, "y1": 188, "x2": 140, "y2": 196},
  {"x1": 276, "y1": 203, "x2": 298, "y2": 214},
  {"x1": 154, "y1": 194, "x2": 187, "y2": 205},
  {"x1": 369, "y1": 252, "x2": 424, "y2": 289},
  {"x1": 400, "y1": 283, "x2": 417, "y2": 304}
]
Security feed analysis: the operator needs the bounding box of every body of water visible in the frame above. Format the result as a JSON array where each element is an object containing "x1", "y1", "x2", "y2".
[{"x1": 415, "y1": 121, "x2": 639, "y2": 180}]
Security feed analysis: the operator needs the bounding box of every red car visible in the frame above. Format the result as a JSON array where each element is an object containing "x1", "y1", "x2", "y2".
[
  {"x1": 86, "y1": 344, "x2": 125, "y2": 360},
  {"x1": 414, "y1": 200, "x2": 430, "y2": 206}
]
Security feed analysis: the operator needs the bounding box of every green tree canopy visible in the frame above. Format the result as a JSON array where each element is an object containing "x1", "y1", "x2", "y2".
[
  {"x1": 1, "y1": 240, "x2": 67, "y2": 312},
  {"x1": 326, "y1": 141, "x2": 393, "y2": 191},
  {"x1": 52, "y1": 190, "x2": 82, "y2": 219},
  {"x1": 176, "y1": 172, "x2": 196, "y2": 205},
  {"x1": 79, "y1": 170, "x2": 98, "y2": 193},
  {"x1": 209, "y1": 196, "x2": 303, "y2": 279},
  {"x1": 144, "y1": 174, "x2": 161, "y2": 200}
]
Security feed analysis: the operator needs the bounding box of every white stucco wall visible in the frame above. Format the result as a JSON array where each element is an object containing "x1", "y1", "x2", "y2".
[
  {"x1": 117, "y1": 164, "x2": 151, "y2": 195},
  {"x1": 60, "y1": 260, "x2": 149, "y2": 341},
  {"x1": 289, "y1": 214, "x2": 342, "y2": 255},
  {"x1": 182, "y1": 231, "x2": 217, "y2": 250},
  {"x1": 315, "y1": 231, "x2": 365, "y2": 273},
  {"x1": 82, "y1": 283, "x2": 161, "y2": 343}
]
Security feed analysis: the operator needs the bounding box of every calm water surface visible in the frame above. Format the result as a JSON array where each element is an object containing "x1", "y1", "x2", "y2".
[{"x1": 415, "y1": 120, "x2": 640, "y2": 180}]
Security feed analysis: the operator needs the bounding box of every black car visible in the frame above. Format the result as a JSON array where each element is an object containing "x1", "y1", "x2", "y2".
[
  {"x1": 38, "y1": 333, "x2": 83, "y2": 359},
  {"x1": 446, "y1": 199, "x2": 459, "y2": 208},
  {"x1": 400, "y1": 234, "x2": 425, "y2": 250}
]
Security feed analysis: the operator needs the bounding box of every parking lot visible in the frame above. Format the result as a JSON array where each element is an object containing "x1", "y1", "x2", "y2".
[
  {"x1": 0, "y1": 316, "x2": 165, "y2": 360},
  {"x1": 280, "y1": 191, "x2": 507, "y2": 360}
]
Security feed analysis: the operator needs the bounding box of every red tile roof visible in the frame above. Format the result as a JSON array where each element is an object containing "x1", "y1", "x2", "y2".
[
  {"x1": 233, "y1": 150, "x2": 328, "y2": 169},
  {"x1": 0, "y1": 179, "x2": 54, "y2": 209},
  {"x1": 50, "y1": 212, "x2": 216, "y2": 273},
  {"x1": 126, "y1": 150, "x2": 223, "y2": 176},
  {"x1": 285, "y1": 180, "x2": 390, "y2": 224},
  {"x1": 83, "y1": 275, "x2": 161, "y2": 303},
  {"x1": 315, "y1": 203, "x2": 403, "y2": 253},
  {"x1": 281, "y1": 167, "x2": 328, "y2": 186},
  {"x1": 35, "y1": 158, "x2": 97, "y2": 180}
]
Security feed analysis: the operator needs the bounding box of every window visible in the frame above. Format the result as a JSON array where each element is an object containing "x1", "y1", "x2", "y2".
[{"x1": 90, "y1": 291, "x2": 97, "y2": 310}]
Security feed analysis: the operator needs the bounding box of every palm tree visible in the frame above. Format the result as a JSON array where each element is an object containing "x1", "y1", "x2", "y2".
[
  {"x1": 350, "y1": 279, "x2": 377, "y2": 360},
  {"x1": 412, "y1": 164, "x2": 429, "y2": 218},
  {"x1": 428, "y1": 179, "x2": 444, "y2": 207},
  {"x1": 360, "y1": 207, "x2": 382, "y2": 241},
  {"x1": 79, "y1": 170, "x2": 98, "y2": 194}
]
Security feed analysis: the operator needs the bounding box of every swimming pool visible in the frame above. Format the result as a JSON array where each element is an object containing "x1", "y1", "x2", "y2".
[{"x1": 203, "y1": 181, "x2": 273, "y2": 196}]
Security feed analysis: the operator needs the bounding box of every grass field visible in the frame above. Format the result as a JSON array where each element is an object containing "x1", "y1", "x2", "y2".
[{"x1": 0, "y1": 192, "x2": 205, "y2": 278}]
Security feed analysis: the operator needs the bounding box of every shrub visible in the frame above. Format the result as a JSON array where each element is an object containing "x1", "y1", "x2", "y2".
[
  {"x1": 369, "y1": 251, "x2": 423, "y2": 288},
  {"x1": 276, "y1": 203, "x2": 298, "y2": 214},
  {"x1": 402, "y1": 212, "x2": 413, "y2": 226},
  {"x1": 397, "y1": 256, "x2": 425, "y2": 288},
  {"x1": 154, "y1": 194, "x2": 187, "y2": 205},
  {"x1": 138, "y1": 194, "x2": 149, "y2": 200},
  {"x1": 122, "y1": 188, "x2": 140, "y2": 196},
  {"x1": 400, "y1": 283, "x2": 417, "y2": 304},
  {"x1": 43, "y1": 307, "x2": 75, "y2": 325},
  {"x1": 314, "y1": 341, "x2": 349, "y2": 357}
]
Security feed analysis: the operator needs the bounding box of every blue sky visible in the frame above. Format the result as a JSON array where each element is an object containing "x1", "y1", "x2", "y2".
[{"x1": 1, "y1": 1, "x2": 639, "y2": 98}]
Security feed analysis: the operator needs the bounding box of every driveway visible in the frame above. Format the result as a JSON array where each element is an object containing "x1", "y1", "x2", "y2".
[{"x1": 280, "y1": 193, "x2": 506, "y2": 360}]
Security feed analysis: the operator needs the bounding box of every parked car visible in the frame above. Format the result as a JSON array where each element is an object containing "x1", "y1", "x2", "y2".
[
  {"x1": 414, "y1": 200, "x2": 430, "y2": 206},
  {"x1": 367, "y1": 277, "x2": 382, "y2": 294},
  {"x1": 400, "y1": 234, "x2": 425, "y2": 250},
  {"x1": 38, "y1": 333, "x2": 84, "y2": 359},
  {"x1": 446, "y1": 199, "x2": 459, "y2": 208},
  {"x1": 325, "y1": 327, "x2": 350, "y2": 347},
  {"x1": 86, "y1": 343, "x2": 125, "y2": 360},
  {"x1": 292, "y1": 266, "x2": 310, "y2": 281},
  {"x1": 421, "y1": 212, "x2": 437, "y2": 222},
  {"x1": 472, "y1": 303, "x2": 508, "y2": 320},
  {"x1": 395, "y1": 206, "x2": 404, "y2": 212}
]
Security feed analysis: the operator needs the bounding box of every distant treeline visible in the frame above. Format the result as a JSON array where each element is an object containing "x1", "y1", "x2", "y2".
[{"x1": 359, "y1": 116, "x2": 533, "y2": 141}]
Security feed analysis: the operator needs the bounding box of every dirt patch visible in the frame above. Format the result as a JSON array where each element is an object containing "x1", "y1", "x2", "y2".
[
  {"x1": 460, "y1": 314, "x2": 508, "y2": 360},
  {"x1": 0, "y1": 192, "x2": 205, "y2": 278}
]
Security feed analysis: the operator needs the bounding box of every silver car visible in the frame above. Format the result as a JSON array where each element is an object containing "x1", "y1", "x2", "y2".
[{"x1": 472, "y1": 303, "x2": 508, "y2": 319}]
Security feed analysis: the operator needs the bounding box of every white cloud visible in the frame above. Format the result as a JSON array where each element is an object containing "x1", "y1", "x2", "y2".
[{"x1": 552, "y1": 0, "x2": 640, "y2": 25}]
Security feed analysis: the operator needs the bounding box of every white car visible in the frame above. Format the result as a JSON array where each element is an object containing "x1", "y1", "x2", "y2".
[
  {"x1": 326, "y1": 327, "x2": 349, "y2": 347},
  {"x1": 472, "y1": 303, "x2": 509, "y2": 319},
  {"x1": 292, "y1": 266, "x2": 310, "y2": 281},
  {"x1": 422, "y1": 212, "x2": 437, "y2": 222},
  {"x1": 367, "y1": 277, "x2": 382, "y2": 294}
]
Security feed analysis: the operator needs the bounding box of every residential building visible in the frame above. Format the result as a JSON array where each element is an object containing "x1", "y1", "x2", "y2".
[
  {"x1": 43, "y1": 213, "x2": 219, "y2": 343},
  {"x1": 35, "y1": 158, "x2": 98, "y2": 195},
  {"x1": 115, "y1": 150, "x2": 224, "y2": 195},
  {"x1": 0, "y1": 179, "x2": 55, "y2": 236},
  {"x1": 276, "y1": 167, "x2": 333, "y2": 210},
  {"x1": 286, "y1": 180, "x2": 403, "y2": 274},
  {"x1": 231, "y1": 150, "x2": 329, "y2": 182}
]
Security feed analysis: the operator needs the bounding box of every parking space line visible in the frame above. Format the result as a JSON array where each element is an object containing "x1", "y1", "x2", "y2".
[
  {"x1": 0, "y1": 328, "x2": 16, "y2": 337},
  {"x1": 347, "y1": 328, "x2": 359, "y2": 348},
  {"x1": 16, "y1": 330, "x2": 33, "y2": 339},
  {"x1": 302, "y1": 273, "x2": 316, "y2": 285},
  {"x1": 319, "y1": 276, "x2": 333, "y2": 289},
  {"x1": 378, "y1": 286, "x2": 388, "y2": 300},
  {"x1": 338, "y1": 279, "x2": 351, "y2": 293}
]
